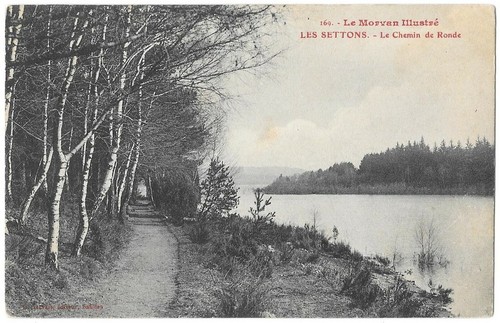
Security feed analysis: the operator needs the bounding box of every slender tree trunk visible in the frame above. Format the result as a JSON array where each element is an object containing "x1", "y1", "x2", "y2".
[
  {"x1": 106, "y1": 165, "x2": 118, "y2": 218},
  {"x1": 147, "y1": 174, "x2": 156, "y2": 208},
  {"x1": 45, "y1": 12, "x2": 88, "y2": 270},
  {"x1": 42, "y1": 6, "x2": 52, "y2": 194},
  {"x1": 46, "y1": 157, "x2": 67, "y2": 270},
  {"x1": 5, "y1": 5, "x2": 24, "y2": 127},
  {"x1": 19, "y1": 148, "x2": 54, "y2": 224},
  {"x1": 20, "y1": 159, "x2": 27, "y2": 194},
  {"x1": 122, "y1": 7, "x2": 153, "y2": 210},
  {"x1": 72, "y1": 122, "x2": 96, "y2": 256},
  {"x1": 72, "y1": 11, "x2": 107, "y2": 256},
  {"x1": 64, "y1": 118, "x2": 75, "y2": 192},
  {"x1": 117, "y1": 147, "x2": 134, "y2": 219},
  {"x1": 92, "y1": 5, "x2": 132, "y2": 217},
  {"x1": 6, "y1": 98, "x2": 15, "y2": 203}
]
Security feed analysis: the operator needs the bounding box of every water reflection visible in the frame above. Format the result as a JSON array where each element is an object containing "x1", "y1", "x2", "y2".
[{"x1": 235, "y1": 185, "x2": 494, "y2": 317}]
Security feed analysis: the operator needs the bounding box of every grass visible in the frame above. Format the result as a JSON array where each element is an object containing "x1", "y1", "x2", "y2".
[
  {"x1": 5, "y1": 194, "x2": 131, "y2": 317},
  {"x1": 170, "y1": 207, "x2": 453, "y2": 318},
  {"x1": 213, "y1": 267, "x2": 270, "y2": 317}
]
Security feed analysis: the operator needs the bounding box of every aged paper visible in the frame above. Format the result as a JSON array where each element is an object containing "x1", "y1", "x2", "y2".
[{"x1": 2, "y1": 3, "x2": 495, "y2": 319}]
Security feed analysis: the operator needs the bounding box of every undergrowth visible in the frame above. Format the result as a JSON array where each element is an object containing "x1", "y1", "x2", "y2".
[
  {"x1": 185, "y1": 210, "x2": 452, "y2": 318},
  {"x1": 5, "y1": 194, "x2": 131, "y2": 317}
]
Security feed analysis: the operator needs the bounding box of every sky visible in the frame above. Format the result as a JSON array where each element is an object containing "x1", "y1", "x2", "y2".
[{"x1": 221, "y1": 5, "x2": 495, "y2": 171}]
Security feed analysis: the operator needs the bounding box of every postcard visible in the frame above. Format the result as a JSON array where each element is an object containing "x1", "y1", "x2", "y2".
[{"x1": 3, "y1": 3, "x2": 495, "y2": 318}]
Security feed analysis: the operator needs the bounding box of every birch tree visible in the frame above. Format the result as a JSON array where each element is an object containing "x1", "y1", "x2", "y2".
[
  {"x1": 72, "y1": 13, "x2": 108, "y2": 256},
  {"x1": 5, "y1": 4, "x2": 281, "y2": 269},
  {"x1": 5, "y1": 5, "x2": 24, "y2": 126},
  {"x1": 91, "y1": 5, "x2": 132, "y2": 218}
]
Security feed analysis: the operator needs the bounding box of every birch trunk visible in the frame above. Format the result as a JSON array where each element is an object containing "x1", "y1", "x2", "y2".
[
  {"x1": 117, "y1": 147, "x2": 134, "y2": 219},
  {"x1": 5, "y1": 5, "x2": 24, "y2": 127},
  {"x1": 6, "y1": 99, "x2": 15, "y2": 203},
  {"x1": 46, "y1": 158, "x2": 67, "y2": 269},
  {"x1": 45, "y1": 12, "x2": 88, "y2": 270},
  {"x1": 72, "y1": 120, "x2": 96, "y2": 256},
  {"x1": 42, "y1": 6, "x2": 52, "y2": 194},
  {"x1": 72, "y1": 12, "x2": 107, "y2": 256},
  {"x1": 19, "y1": 148, "x2": 54, "y2": 224},
  {"x1": 122, "y1": 16, "x2": 151, "y2": 211},
  {"x1": 92, "y1": 5, "x2": 132, "y2": 217},
  {"x1": 20, "y1": 160, "x2": 27, "y2": 193}
]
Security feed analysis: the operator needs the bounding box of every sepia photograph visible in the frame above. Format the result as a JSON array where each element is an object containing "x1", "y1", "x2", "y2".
[{"x1": 2, "y1": 2, "x2": 495, "y2": 319}]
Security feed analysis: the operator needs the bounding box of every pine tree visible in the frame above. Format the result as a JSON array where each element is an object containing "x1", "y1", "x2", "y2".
[{"x1": 198, "y1": 158, "x2": 239, "y2": 222}]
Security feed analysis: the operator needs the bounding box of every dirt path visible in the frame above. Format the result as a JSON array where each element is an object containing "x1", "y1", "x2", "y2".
[{"x1": 61, "y1": 204, "x2": 179, "y2": 318}]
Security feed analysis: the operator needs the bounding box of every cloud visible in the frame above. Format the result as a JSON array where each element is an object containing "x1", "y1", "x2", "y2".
[
  {"x1": 226, "y1": 78, "x2": 494, "y2": 170},
  {"x1": 223, "y1": 5, "x2": 494, "y2": 170}
]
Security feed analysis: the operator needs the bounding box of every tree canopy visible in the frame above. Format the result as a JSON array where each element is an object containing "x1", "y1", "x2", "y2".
[{"x1": 264, "y1": 138, "x2": 494, "y2": 195}]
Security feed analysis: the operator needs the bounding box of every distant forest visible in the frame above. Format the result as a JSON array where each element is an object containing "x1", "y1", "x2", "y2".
[{"x1": 264, "y1": 138, "x2": 494, "y2": 195}]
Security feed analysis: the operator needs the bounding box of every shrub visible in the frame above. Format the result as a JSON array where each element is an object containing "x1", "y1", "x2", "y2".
[
  {"x1": 320, "y1": 236, "x2": 331, "y2": 251},
  {"x1": 82, "y1": 218, "x2": 130, "y2": 264},
  {"x1": 351, "y1": 250, "x2": 364, "y2": 262},
  {"x1": 434, "y1": 285, "x2": 453, "y2": 305},
  {"x1": 378, "y1": 275, "x2": 425, "y2": 317},
  {"x1": 341, "y1": 264, "x2": 381, "y2": 309},
  {"x1": 5, "y1": 234, "x2": 45, "y2": 263},
  {"x1": 318, "y1": 266, "x2": 342, "y2": 290},
  {"x1": 276, "y1": 242, "x2": 294, "y2": 264},
  {"x1": 208, "y1": 216, "x2": 274, "y2": 279},
  {"x1": 189, "y1": 223, "x2": 210, "y2": 244},
  {"x1": 213, "y1": 268, "x2": 270, "y2": 317},
  {"x1": 374, "y1": 254, "x2": 391, "y2": 267},
  {"x1": 414, "y1": 217, "x2": 442, "y2": 269},
  {"x1": 306, "y1": 252, "x2": 320, "y2": 263},
  {"x1": 329, "y1": 241, "x2": 352, "y2": 258},
  {"x1": 211, "y1": 217, "x2": 259, "y2": 262}
]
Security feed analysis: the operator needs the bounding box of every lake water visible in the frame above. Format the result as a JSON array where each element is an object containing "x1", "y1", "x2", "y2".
[{"x1": 236, "y1": 185, "x2": 494, "y2": 317}]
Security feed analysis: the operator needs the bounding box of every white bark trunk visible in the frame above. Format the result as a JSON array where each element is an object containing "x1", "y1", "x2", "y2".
[
  {"x1": 92, "y1": 6, "x2": 132, "y2": 217},
  {"x1": 42, "y1": 6, "x2": 52, "y2": 194},
  {"x1": 72, "y1": 125, "x2": 96, "y2": 256},
  {"x1": 5, "y1": 5, "x2": 24, "y2": 128},
  {"x1": 19, "y1": 148, "x2": 54, "y2": 224},
  {"x1": 45, "y1": 12, "x2": 89, "y2": 269},
  {"x1": 6, "y1": 98, "x2": 15, "y2": 202},
  {"x1": 72, "y1": 10, "x2": 109, "y2": 256},
  {"x1": 46, "y1": 158, "x2": 66, "y2": 270},
  {"x1": 117, "y1": 146, "x2": 134, "y2": 218}
]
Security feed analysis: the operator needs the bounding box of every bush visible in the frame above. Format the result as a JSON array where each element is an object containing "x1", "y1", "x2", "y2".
[
  {"x1": 341, "y1": 264, "x2": 381, "y2": 309},
  {"x1": 306, "y1": 252, "x2": 320, "y2": 263},
  {"x1": 276, "y1": 242, "x2": 294, "y2": 264},
  {"x1": 82, "y1": 218, "x2": 130, "y2": 264},
  {"x1": 150, "y1": 169, "x2": 200, "y2": 224},
  {"x1": 211, "y1": 217, "x2": 259, "y2": 262},
  {"x1": 214, "y1": 273, "x2": 270, "y2": 317},
  {"x1": 374, "y1": 254, "x2": 391, "y2": 267},
  {"x1": 5, "y1": 234, "x2": 45, "y2": 263},
  {"x1": 378, "y1": 275, "x2": 425, "y2": 317},
  {"x1": 329, "y1": 241, "x2": 352, "y2": 258},
  {"x1": 414, "y1": 218, "x2": 441, "y2": 269},
  {"x1": 189, "y1": 223, "x2": 210, "y2": 244},
  {"x1": 434, "y1": 285, "x2": 453, "y2": 305}
]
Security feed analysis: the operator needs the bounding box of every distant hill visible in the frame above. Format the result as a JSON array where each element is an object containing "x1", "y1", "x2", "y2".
[{"x1": 232, "y1": 166, "x2": 305, "y2": 186}]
